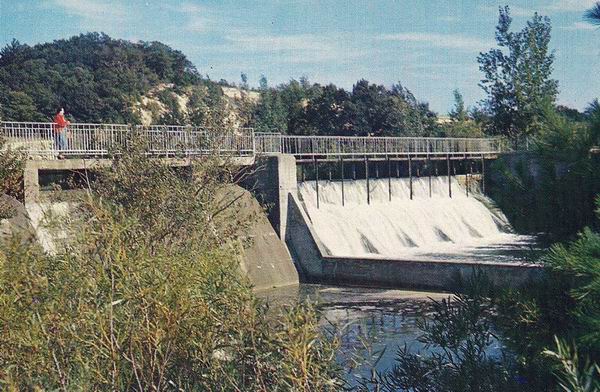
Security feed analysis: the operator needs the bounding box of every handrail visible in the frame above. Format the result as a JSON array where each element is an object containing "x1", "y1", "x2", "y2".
[
  {"x1": 1, "y1": 121, "x2": 506, "y2": 159},
  {"x1": 254, "y1": 132, "x2": 505, "y2": 156},
  {"x1": 1, "y1": 121, "x2": 255, "y2": 158}
]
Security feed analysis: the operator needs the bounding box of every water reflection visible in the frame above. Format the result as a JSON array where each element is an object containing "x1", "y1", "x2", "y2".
[{"x1": 257, "y1": 284, "x2": 452, "y2": 386}]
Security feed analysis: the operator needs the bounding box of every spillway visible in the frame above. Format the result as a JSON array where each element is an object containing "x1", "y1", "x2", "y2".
[{"x1": 297, "y1": 177, "x2": 533, "y2": 262}]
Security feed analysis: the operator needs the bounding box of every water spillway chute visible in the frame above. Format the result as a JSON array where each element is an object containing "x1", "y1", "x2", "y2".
[{"x1": 297, "y1": 177, "x2": 531, "y2": 261}]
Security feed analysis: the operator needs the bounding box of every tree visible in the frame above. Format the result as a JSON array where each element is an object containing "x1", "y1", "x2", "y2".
[
  {"x1": 240, "y1": 72, "x2": 248, "y2": 90},
  {"x1": 449, "y1": 89, "x2": 467, "y2": 121},
  {"x1": 585, "y1": 2, "x2": 600, "y2": 25},
  {"x1": 253, "y1": 75, "x2": 288, "y2": 133},
  {"x1": 0, "y1": 33, "x2": 205, "y2": 123},
  {"x1": 302, "y1": 84, "x2": 351, "y2": 135},
  {"x1": 478, "y1": 6, "x2": 558, "y2": 138},
  {"x1": 0, "y1": 90, "x2": 44, "y2": 121},
  {"x1": 441, "y1": 90, "x2": 484, "y2": 138}
]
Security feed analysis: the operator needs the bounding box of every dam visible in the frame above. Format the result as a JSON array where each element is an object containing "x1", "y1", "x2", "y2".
[
  {"x1": 297, "y1": 177, "x2": 532, "y2": 262},
  {"x1": 1, "y1": 121, "x2": 542, "y2": 291}
]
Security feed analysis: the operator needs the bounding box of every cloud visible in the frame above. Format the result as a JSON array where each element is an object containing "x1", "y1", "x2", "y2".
[
  {"x1": 224, "y1": 34, "x2": 332, "y2": 53},
  {"x1": 378, "y1": 32, "x2": 491, "y2": 52},
  {"x1": 560, "y1": 21, "x2": 598, "y2": 30},
  {"x1": 478, "y1": 4, "x2": 536, "y2": 17},
  {"x1": 215, "y1": 33, "x2": 375, "y2": 64},
  {"x1": 48, "y1": 0, "x2": 127, "y2": 21},
  {"x1": 546, "y1": 0, "x2": 598, "y2": 12},
  {"x1": 438, "y1": 15, "x2": 459, "y2": 23},
  {"x1": 185, "y1": 16, "x2": 215, "y2": 33},
  {"x1": 160, "y1": 3, "x2": 220, "y2": 34}
]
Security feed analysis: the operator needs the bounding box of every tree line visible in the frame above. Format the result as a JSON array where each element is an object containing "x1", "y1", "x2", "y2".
[{"x1": 2, "y1": 15, "x2": 594, "y2": 142}]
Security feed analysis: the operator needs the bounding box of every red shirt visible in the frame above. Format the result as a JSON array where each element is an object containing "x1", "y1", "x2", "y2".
[{"x1": 54, "y1": 113, "x2": 70, "y2": 132}]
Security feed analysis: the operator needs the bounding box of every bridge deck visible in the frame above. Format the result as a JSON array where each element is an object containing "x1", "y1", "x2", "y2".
[{"x1": 2, "y1": 121, "x2": 506, "y2": 160}]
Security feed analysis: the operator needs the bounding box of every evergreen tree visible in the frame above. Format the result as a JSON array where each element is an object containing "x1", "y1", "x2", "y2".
[
  {"x1": 585, "y1": 2, "x2": 600, "y2": 25},
  {"x1": 449, "y1": 89, "x2": 467, "y2": 121}
]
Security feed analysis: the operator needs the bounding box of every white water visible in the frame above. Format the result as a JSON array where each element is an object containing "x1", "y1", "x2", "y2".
[{"x1": 298, "y1": 177, "x2": 533, "y2": 262}]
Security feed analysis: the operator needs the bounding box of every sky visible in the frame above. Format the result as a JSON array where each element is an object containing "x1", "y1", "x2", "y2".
[{"x1": 1, "y1": 0, "x2": 599, "y2": 114}]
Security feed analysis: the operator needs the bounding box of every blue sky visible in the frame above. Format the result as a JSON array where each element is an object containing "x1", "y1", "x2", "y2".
[{"x1": 1, "y1": 0, "x2": 598, "y2": 114}]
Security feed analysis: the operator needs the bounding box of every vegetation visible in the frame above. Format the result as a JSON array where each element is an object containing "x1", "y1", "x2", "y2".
[
  {"x1": 0, "y1": 143, "x2": 344, "y2": 390},
  {"x1": 252, "y1": 77, "x2": 440, "y2": 137},
  {"x1": 0, "y1": 33, "x2": 224, "y2": 124},
  {"x1": 365, "y1": 211, "x2": 600, "y2": 391},
  {"x1": 488, "y1": 101, "x2": 600, "y2": 241},
  {"x1": 0, "y1": 138, "x2": 24, "y2": 219},
  {"x1": 0, "y1": 33, "x2": 444, "y2": 137},
  {"x1": 365, "y1": 6, "x2": 600, "y2": 391},
  {"x1": 478, "y1": 6, "x2": 558, "y2": 138},
  {"x1": 438, "y1": 90, "x2": 485, "y2": 138},
  {"x1": 586, "y1": 2, "x2": 600, "y2": 25},
  {"x1": 358, "y1": 287, "x2": 526, "y2": 391}
]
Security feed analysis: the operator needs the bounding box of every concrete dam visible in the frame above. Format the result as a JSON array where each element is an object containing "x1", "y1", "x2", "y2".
[
  {"x1": 254, "y1": 155, "x2": 542, "y2": 291},
  {"x1": 2, "y1": 121, "x2": 542, "y2": 291}
]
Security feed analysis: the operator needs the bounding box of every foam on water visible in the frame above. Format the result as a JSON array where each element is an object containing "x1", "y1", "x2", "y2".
[{"x1": 298, "y1": 177, "x2": 532, "y2": 260}]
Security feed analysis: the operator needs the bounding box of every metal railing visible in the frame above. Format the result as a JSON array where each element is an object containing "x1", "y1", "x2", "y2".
[
  {"x1": 1, "y1": 121, "x2": 506, "y2": 160},
  {"x1": 255, "y1": 133, "x2": 505, "y2": 157},
  {"x1": 1, "y1": 122, "x2": 255, "y2": 158}
]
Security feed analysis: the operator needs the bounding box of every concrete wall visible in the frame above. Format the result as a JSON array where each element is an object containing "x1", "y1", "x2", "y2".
[
  {"x1": 0, "y1": 195, "x2": 36, "y2": 243},
  {"x1": 248, "y1": 154, "x2": 298, "y2": 239},
  {"x1": 285, "y1": 181, "x2": 544, "y2": 292},
  {"x1": 19, "y1": 157, "x2": 299, "y2": 290},
  {"x1": 225, "y1": 185, "x2": 299, "y2": 290}
]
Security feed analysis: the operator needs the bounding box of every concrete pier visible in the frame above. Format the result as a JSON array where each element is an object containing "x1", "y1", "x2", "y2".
[{"x1": 251, "y1": 154, "x2": 297, "y2": 239}]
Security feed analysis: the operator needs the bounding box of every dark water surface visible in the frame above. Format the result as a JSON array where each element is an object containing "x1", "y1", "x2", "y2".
[{"x1": 257, "y1": 284, "x2": 454, "y2": 386}]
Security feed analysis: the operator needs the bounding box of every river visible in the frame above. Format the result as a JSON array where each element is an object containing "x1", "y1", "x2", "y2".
[{"x1": 258, "y1": 283, "x2": 462, "y2": 386}]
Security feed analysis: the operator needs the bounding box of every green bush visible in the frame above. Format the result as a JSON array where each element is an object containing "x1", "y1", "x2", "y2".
[
  {"x1": 0, "y1": 137, "x2": 25, "y2": 219},
  {"x1": 0, "y1": 145, "x2": 343, "y2": 391}
]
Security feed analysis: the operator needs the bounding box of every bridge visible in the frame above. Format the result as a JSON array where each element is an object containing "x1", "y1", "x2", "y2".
[
  {"x1": 2, "y1": 121, "x2": 540, "y2": 292},
  {"x1": 2, "y1": 121, "x2": 506, "y2": 205},
  {"x1": 2, "y1": 121, "x2": 506, "y2": 160}
]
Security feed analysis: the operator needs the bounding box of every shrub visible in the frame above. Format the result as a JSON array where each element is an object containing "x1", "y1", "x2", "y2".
[
  {"x1": 0, "y1": 144, "x2": 343, "y2": 390},
  {"x1": 0, "y1": 137, "x2": 25, "y2": 219}
]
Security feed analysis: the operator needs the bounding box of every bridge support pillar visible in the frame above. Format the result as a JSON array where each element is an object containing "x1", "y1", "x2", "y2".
[
  {"x1": 252, "y1": 154, "x2": 298, "y2": 240},
  {"x1": 365, "y1": 156, "x2": 370, "y2": 205},
  {"x1": 409, "y1": 155, "x2": 413, "y2": 200},
  {"x1": 23, "y1": 164, "x2": 40, "y2": 205},
  {"x1": 340, "y1": 157, "x2": 345, "y2": 206}
]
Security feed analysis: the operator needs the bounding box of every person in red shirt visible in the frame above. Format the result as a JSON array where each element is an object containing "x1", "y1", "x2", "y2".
[{"x1": 53, "y1": 108, "x2": 70, "y2": 159}]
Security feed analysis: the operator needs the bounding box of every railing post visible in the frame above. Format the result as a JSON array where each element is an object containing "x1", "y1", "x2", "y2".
[
  {"x1": 387, "y1": 155, "x2": 391, "y2": 202},
  {"x1": 465, "y1": 156, "x2": 469, "y2": 197},
  {"x1": 314, "y1": 156, "x2": 319, "y2": 209},
  {"x1": 408, "y1": 154, "x2": 413, "y2": 200},
  {"x1": 365, "y1": 155, "x2": 370, "y2": 205},
  {"x1": 340, "y1": 156, "x2": 345, "y2": 206},
  {"x1": 447, "y1": 153, "x2": 452, "y2": 198},
  {"x1": 428, "y1": 158, "x2": 432, "y2": 198},
  {"x1": 279, "y1": 133, "x2": 283, "y2": 153},
  {"x1": 481, "y1": 154, "x2": 486, "y2": 194}
]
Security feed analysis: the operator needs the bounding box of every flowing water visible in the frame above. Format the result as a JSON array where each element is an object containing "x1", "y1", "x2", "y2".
[{"x1": 298, "y1": 177, "x2": 535, "y2": 263}]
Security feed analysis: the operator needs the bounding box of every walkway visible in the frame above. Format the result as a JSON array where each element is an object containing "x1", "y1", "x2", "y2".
[{"x1": 2, "y1": 121, "x2": 506, "y2": 161}]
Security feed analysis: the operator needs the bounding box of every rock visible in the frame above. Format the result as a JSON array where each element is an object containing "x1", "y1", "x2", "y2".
[{"x1": 0, "y1": 194, "x2": 36, "y2": 243}]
